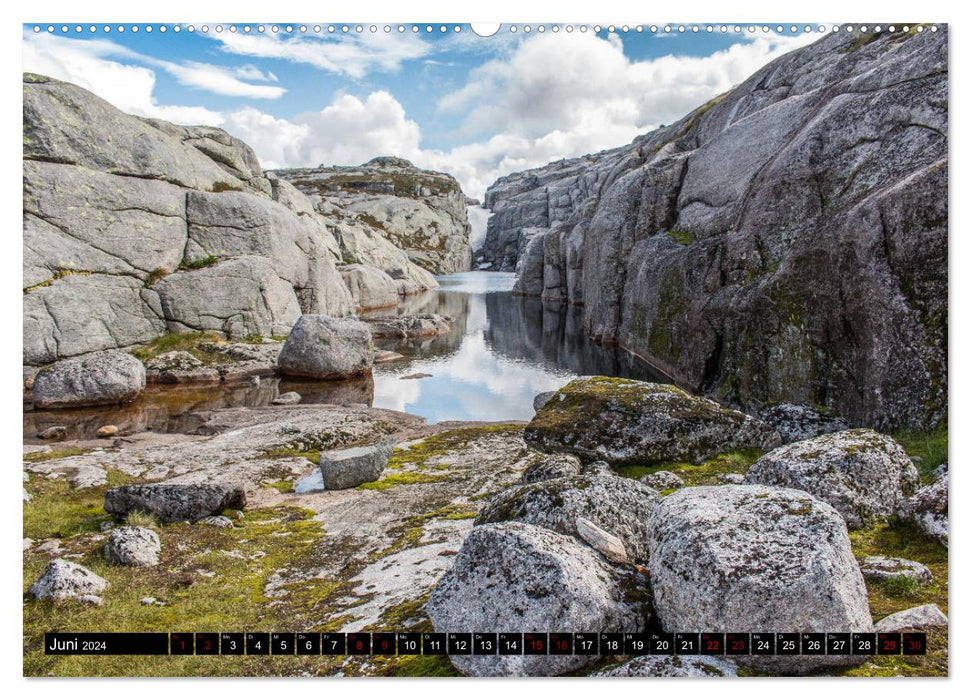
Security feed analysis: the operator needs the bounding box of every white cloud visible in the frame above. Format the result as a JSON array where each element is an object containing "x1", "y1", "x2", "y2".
[
  {"x1": 207, "y1": 31, "x2": 431, "y2": 79},
  {"x1": 235, "y1": 64, "x2": 278, "y2": 82},
  {"x1": 159, "y1": 60, "x2": 286, "y2": 99}
]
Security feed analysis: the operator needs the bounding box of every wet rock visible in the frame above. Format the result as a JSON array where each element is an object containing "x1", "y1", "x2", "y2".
[
  {"x1": 476, "y1": 473, "x2": 659, "y2": 564},
  {"x1": 640, "y1": 471, "x2": 684, "y2": 491},
  {"x1": 272, "y1": 391, "x2": 302, "y2": 406},
  {"x1": 575, "y1": 517, "x2": 628, "y2": 564},
  {"x1": 648, "y1": 486, "x2": 872, "y2": 673},
  {"x1": 595, "y1": 655, "x2": 739, "y2": 677},
  {"x1": 859, "y1": 556, "x2": 931, "y2": 586},
  {"x1": 524, "y1": 377, "x2": 779, "y2": 466},
  {"x1": 38, "y1": 425, "x2": 67, "y2": 440},
  {"x1": 96, "y1": 425, "x2": 119, "y2": 438},
  {"x1": 896, "y1": 475, "x2": 948, "y2": 547},
  {"x1": 365, "y1": 314, "x2": 453, "y2": 339},
  {"x1": 339, "y1": 264, "x2": 400, "y2": 312},
  {"x1": 145, "y1": 351, "x2": 220, "y2": 384},
  {"x1": 104, "y1": 483, "x2": 246, "y2": 523},
  {"x1": 533, "y1": 391, "x2": 555, "y2": 412},
  {"x1": 874, "y1": 604, "x2": 948, "y2": 632},
  {"x1": 277, "y1": 315, "x2": 374, "y2": 380},
  {"x1": 758, "y1": 403, "x2": 850, "y2": 444},
  {"x1": 103, "y1": 526, "x2": 161, "y2": 567},
  {"x1": 319, "y1": 441, "x2": 394, "y2": 490},
  {"x1": 198, "y1": 515, "x2": 234, "y2": 528},
  {"x1": 28, "y1": 559, "x2": 108, "y2": 601},
  {"x1": 521, "y1": 453, "x2": 582, "y2": 484},
  {"x1": 427, "y1": 521, "x2": 649, "y2": 676},
  {"x1": 743, "y1": 429, "x2": 920, "y2": 529},
  {"x1": 31, "y1": 350, "x2": 146, "y2": 409}
]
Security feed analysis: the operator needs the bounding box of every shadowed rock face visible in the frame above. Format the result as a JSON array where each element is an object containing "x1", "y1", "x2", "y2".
[{"x1": 478, "y1": 29, "x2": 948, "y2": 430}]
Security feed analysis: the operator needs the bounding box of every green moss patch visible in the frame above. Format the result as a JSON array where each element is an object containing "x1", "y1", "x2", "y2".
[
  {"x1": 179, "y1": 254, "x2": 218, "y2": 271},
  {"x1": 616, "y1": 449, "x2": 760, "y2": 486},
  {"x1": 23, "y1": 447, "x2": 90, "y2": 464},
  {"x1": 129, "y1": 332, "x2": 230, "y2": 365}
]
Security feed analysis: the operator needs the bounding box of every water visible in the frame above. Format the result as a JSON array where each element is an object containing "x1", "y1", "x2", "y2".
[
  {"x1": 23, "y1": 272, "x2": 665, "y2": 438},
  {"x1": 370, "y1": 272, "x2": 664, "y2": 422}
]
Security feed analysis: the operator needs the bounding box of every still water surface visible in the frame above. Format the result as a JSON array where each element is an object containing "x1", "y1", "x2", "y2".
[{"x1": 24, "y1": 272, "x2": 663, "y2": 438}]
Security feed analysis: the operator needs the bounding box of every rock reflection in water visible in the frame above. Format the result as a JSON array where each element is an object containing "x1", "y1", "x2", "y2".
[
  {"x1": 371, "y1": 272, "x2": 664, "y2": 423},
  {"x1": 24, "y1": 374, "x2": 375, "y2": 442}
]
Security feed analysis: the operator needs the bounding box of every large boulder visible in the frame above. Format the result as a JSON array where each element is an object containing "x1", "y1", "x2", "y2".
[
  {"x1": 31, "y1": 350, "x2": 145, "y2": 408},
  {"x1": 758, "y1": 403, "x2": 850, "y2": 444},
  {"x1": 104, "y1": 483, "x2": 246, "y2": 523},
  {"x1": 427, "y1": 522, "x2": 649, "y2": 676},
  {"x1": 896, "y1": 475, "x2": 948, "y2": 547},
  {"x1": 524, "y1": 377, "x2": 779, "y2": 466},
  {"x1": 339, "y1": 263, "x2": 400, "y2": 312},
  {"x1": 595, "y1": 655, "x2": 739, "y2": 677},
  {"x1": 743, "y1": 429, "x2": 920, "y2": 529},
  {"x1": 28, "y1": 559, "x2": 108, "y2": 601},
  {"x1": 144, "y1": 351, "x2": 220, "y2": 384},
  {"x1": 364, "y1": 314, "x2": 453, "y2": 339},
  {"x1": 319, "y1": 441, "x2": 394, "y2": 490},
  {"x1": 476, "y1": 473, "x2": 659, "y2": 564},
  {"x1": 276, "y1": 315, "x2": 374, "y2": 379},
  {"x1": 103, "y1": 526, "x2": 161, "y2": 567},
  {"x1": 648, "y1": 485, "x2": 872, "y2": 673}
]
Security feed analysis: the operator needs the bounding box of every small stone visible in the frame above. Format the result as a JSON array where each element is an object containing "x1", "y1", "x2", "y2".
[
  {"x1": 874, "y1": 604, "x2": 948, "y2": 632},
  {"x1": 576, "y1": 517, "x2": 629, "y2": 564},
  {"x1": 103, "y1": 526, "x2": 161, "y2": 567},
  {"x1": 140, "y1": 596, "x2": 159, "y2": 606},
  {"x1": 859, "y1": 556, "x2": 932, "y2": 585},
  {"x1": 38, "y1": 425, "x2": 67, "y2": 440},
  {"x1": 198, "y1": 515, "x2": 234, "y2": 528},
  {"x1": 319, "y1": 441, "x2": 394, "y2": 490},
  {"x1": 97, "y1": 425, "x2": 119, "y2": 438},
  {"x1": 23, "y1": 538, "x2": 34, "y2": 551},
  {"x1": 99, "y1": 521, "x2": 114, "y2": 532},
  {"x1": 580, "y1": 460, "x2": 613, "y2": 476},
  {"x1": 271, "y1": 391, "x2": 302, "y2": 405},
  {"x1": 23, "y1": 488, "x2": 32, "y2": 503},
  {"x1": 896, "y1": 476, "x2": 948, "y2": 547},
  {"x1": 718, "y1": 473, "x2": 746, "y2": 484},
  {"x1": 28, "y1": 559, "x2": 108, "y2": 601},
  {"x1": 74, "y1": 594, "x2": 104, "y2": 606},
  {"x1": 640, "y1": 471, "x2": 684, "y2": 491},
  {"x1": 36, "y1": 539, "x2": 62, "y2": 555},
  {"x1": 533, "y1": 391, "x2": 555, "y2": 412}
]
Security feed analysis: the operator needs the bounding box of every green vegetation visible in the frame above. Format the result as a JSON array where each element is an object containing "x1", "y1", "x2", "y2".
[
  {"x1": 356, "y1": 472, "x2": 450, "y2": 491},
  {"x1": 666, "y1": 230, "x2": 695, "y2": 246},
  {"x1": 211, "y1": 181, "x2": 243, "y2": 193},
  {"x1": 126, "y1": 510, "x2": 161, "y2": 529},
  {"x1": 266, "y1": 480, "x2": 295, "y2": 494},
  {"x1": 179, "y1": 254, "x2": 218, "y2": 271},
  {"x1": 24, "y1": 268, "x2": 92, "y2": 294},
  {"x1": 129, "y1": 331, "x2": 229, "y2": 365},
  {"x1": 616, "y1": 449, "x2": 761, "y2": 486},
  {"x1": 892, "y1": 421, "x2": 947, "y2": 482},
  {"x1": 144, "y1": 267, "x2": 169, "y2": 287},
  {"x1": 23, "y1": 468, "x2": 134, "y2": 541},
  {"x1": 23, "y1": 447, "x2": 89, "y2": 464}
]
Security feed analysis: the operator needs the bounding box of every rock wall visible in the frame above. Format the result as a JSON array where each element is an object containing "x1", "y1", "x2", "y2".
[
  {"x1": 23, "y1": 77, "x2": 467, "y2": 366},
  {"x1": 273, "y1": 156, "x2": 473, "y2": 276},
  {"x1": 478, "y1": 29, "x2": 948, "y2": 431}
]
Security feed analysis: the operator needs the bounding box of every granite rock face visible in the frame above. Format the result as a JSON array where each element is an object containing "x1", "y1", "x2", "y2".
[
  {"x1": 427, "y1": 521, "x2": 649, "y2": 676},
  {"x1": 475, "y1": 473, "x2": 660, "y2": 564},
  {"x1": 104, "y1": 483, "x2": 246, "y2": 523},
  {"x1": 23, "y1": 77, "x2": 465, "y2": 367},
  {"x1": 339, "y1": 264, "x2": 401, "y2": 312},
  {"x1": 276, "y1": 315, "x2": 374, "y2": 380},
  {"x1": 524, "y1": 377, "x2": 780, "y2": 466},
  {"x1": 758, "y1": 403, "x2": 850, "y2": 444},
  {"x1": 479, "y1": 30, "x2": 948, "y2": 431},
  {"x1": 743, "y1": 429, "x2": 920, "y2": 528},
  {"x1": 274, "y1": 157, "x2": 472, "y2": 276},
  {"x1": 28, "y1": 559, "x2": 108, "y2": 601},
  {"x1": 32, "y1": 350, "x2": 145, "y2": 409},
  {"x1": 103, "y1": 526, "x2": 162, "y2": 567},
  {"x1": 595, "y1": 655, "x2": 739, "y2": 677},
  {"x1": 896, "y1": 474, "x2": 948, "y2": 547},
  {"x1": 648, "y1": 485, "x2": 872, "y2": 673},
  {"x1": 520, "y1": 453, "x2": 582, "y2": 484},
  {"x1": 318, "y1": 441, "x2": 394, "y2": 490}
]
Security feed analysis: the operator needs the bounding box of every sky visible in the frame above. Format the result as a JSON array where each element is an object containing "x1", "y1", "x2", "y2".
[{"x1": 22, "y1": 23, "x2": 820, "y2": 199}]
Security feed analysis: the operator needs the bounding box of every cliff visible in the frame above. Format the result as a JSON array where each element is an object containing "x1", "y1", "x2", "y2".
[
  {"x1": 478, "y1": 28, "x2": 948, "y2": 430},
  {"x1": 23, "y1": 75, "x2": 471, "y2": 366}
]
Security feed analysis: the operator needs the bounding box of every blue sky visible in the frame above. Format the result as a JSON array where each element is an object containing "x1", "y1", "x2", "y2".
[{"x1": 22, "y1": 23, "x2": 818, "y2": 197}]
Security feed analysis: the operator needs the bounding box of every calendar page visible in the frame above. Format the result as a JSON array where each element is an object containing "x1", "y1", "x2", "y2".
[{"x1": 22, "y1": 20, "x2": 948, "y2": 679}]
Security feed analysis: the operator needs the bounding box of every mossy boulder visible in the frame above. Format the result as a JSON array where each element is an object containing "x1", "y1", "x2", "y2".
[
  {"x1": 743, "y1": 429, "x2": 920, "y2": 529},
  {"x1": 523, "y1": 377, "x2": 779, "y2": 466}
]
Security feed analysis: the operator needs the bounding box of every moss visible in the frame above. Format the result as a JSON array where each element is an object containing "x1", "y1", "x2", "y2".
[
  {"x1": 210, "y1": 181, "x2": 242, "y2": 193},
  {"x1": 616, "y1": 449, "x2": 761, "y2": 486},
  {"x1": 266, "y1": 480, "x2": 295, "y2": 494},
  {"x1": 356, "y1": 472, "x2": 450, "y2": 492},
  {"x1": 179, "y1": 254, "x2": 218, "y2": 271},
  {"x1": 129, "y1": 332, "x2": 229, "y2": 365},
  {"x1": 23, "y1": 447, "x2": 90, "y2": 463},
  {"x1": 666, "y1": 230, "x2": 694, "y2": 246},
  {"x1": 23, "y1": 268, "x2": 93, "y2": 294},
  {"x1": 648, "y1": 270, "x2": 686, "y2": 365}
]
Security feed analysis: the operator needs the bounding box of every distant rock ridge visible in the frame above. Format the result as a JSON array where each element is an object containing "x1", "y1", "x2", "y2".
[
  {"x1": 22, "y1": 74, "x2": 470, "y2": 366},
  {"x1": 476, "y1": 29, "x2": 948, "y2": 430}
]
